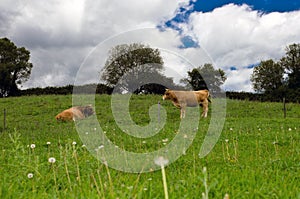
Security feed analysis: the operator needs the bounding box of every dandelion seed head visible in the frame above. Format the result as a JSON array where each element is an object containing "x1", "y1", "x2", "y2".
[
  {"x1": 154, "y1": 156, "x2": 169, "y2": 167},
  {"x1": 46, "y1": 142, "x2": 51, "y2": 145},
  {"x1": 30, "y1": 144, "x2": 36, "y2": 149},
  {"x1": 48, "y1": 157, "x2": 56, "y2": 163},
  {"x1": 27, "y1": 173, "x2": 33, "y2": 179},
  {"x1": 72, "y1": 141, "x2": 77, "y2": 145}
]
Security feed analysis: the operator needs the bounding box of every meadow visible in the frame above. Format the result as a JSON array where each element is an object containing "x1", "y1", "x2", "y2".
[{"x1": 0, "y1": 94, "x2": 299, "y2": 198}]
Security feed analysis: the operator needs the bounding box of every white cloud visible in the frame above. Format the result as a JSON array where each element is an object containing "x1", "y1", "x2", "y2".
[
  {"x1": 178, "y1": 3, "x2": 300, "y2": 91},
  {"x1": 1, "y1": 2, "x2": 300, "y2": 92},
  {"x1": 0, "y1": 0, "x2": 190, "y2": 88}
]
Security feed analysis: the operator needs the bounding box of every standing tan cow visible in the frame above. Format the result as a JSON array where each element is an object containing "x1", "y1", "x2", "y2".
[
  {"x1": 162, "y1": 89, "x2": 210, "y2": 119},
  {"x1": 55, "y1": 105, "x2": 95, "y2": 122}
]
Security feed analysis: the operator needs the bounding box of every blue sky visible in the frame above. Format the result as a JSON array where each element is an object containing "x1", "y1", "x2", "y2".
[
  {"x1": 192, "y1": 0, "x2": 300, "y2": 13},
  {"x1": 1, "y1": 0, "x2": 300, "y2": 91},
  {"x1": 167, "y1": 0, "x2": 300, "y2": 25}
]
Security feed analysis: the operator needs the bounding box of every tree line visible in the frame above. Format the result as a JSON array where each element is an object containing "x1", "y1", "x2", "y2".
[
  {"x1": 250, "y1": 43, "x2": 300, "y2": 102},
  {"x1": 0, "y1": 37, "x2": 299, "y2": 102}
]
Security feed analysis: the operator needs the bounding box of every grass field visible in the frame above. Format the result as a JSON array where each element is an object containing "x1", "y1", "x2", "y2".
[{"x1": 0, "y1": 94, "x2": 299, "y2": 198}]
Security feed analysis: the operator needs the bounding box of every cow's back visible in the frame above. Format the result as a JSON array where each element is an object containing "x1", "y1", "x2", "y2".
[
  {"x1": 172, "y1": 91, "x2": 199, "y2": 107},
  {"x1": 194, "y1": 90, "x2": 209, "y2": 102}
]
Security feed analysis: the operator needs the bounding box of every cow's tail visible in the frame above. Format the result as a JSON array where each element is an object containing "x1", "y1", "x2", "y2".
[{"x1": 207, "y1": 90, "x2": 212, "y2": 103}]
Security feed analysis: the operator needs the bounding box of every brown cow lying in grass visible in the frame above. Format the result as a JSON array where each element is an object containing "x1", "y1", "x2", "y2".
[
  {"x1": 55, "y1": 105, "x2": 95, "y2": 122},
  {"x1": 162, "y1": 89, "x2": 210, "y2": 119}
]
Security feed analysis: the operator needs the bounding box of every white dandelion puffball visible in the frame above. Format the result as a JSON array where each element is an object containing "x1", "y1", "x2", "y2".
[
  {"x1": 154, "y1": 156, "x2": 169, "y2": 167},
  {"x1": 30, "y1": 144, "x2": 36, "y2": 149},
  {"x1": 46, "y1": 142, "x2": 51, "y2": 145},
  {"x1": 27, "y1": 173, "x2": 34, "y2": 179},
  {"x1": 72, "y1": 141, "x2": 77, "y2": 145},
  {"x1": 48, "y1": 157, "x2": 56, "y2": 163}
]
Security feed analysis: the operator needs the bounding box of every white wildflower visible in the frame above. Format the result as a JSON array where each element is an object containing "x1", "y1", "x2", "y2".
[
  {"x1": 162, "y1": 138, "x2": 168, "y2": 143},
  {"x1": 154, "y1": 156, "x2": 169, "y2": 167},
  {"x1": 27, "y1": 173, "x2": 34, "y2": 179},
  {"x1": 48, "y1": 157, "x2": 56, "y2": 163},
  {"x1": 30, "y1": 144, "x2": 36, "y2": 149}
]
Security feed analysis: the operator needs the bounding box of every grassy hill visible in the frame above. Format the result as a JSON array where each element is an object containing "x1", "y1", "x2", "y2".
[{"x1": 0, "y1": 94, "x2": 299, "y2": 198}]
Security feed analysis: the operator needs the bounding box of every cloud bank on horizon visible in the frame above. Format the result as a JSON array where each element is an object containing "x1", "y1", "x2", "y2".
[{"x1": 1, "y1": 0, "x2": 299, "y2": 92}]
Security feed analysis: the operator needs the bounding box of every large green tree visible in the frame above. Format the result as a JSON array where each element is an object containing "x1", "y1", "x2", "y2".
[
  {"x1": 181, "y1": 63, "x2": 227, "y2": 93},
  {"x1": 250, "y1": 59, "x2": 285, "y2": 93},
  {"x1": 0, "y1": 38, "x2": 33, "y2": 97},
  {"x1": 101, "y1": 43, "x2": 173, "y2": 93}
]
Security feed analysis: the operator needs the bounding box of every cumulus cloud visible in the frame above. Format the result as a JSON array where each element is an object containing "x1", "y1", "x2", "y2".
[
  {"x1": 1, "y1": 1, "x2": 300, "y2": 91},
  {"x1": 178, "y1": 3, "x2": 300, "y2": 91},
  {"x1": 0, "y1": 0, "x2": 190, "y2": 88}
]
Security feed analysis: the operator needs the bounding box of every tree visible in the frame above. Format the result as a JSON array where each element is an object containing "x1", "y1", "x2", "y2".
[
  {"x1": 181, "y1": 63, "x2": 227, "y2": 94},
  {"x1": 101, "y1": 43, "x2": 174, "y2": 93},
  {"x1": 0, "y1": 38, "x2": 33, "y2": 97},
  {"x1": 280, "y1": 43, "x2": 300, "y2": 90},
  {"x1": 250, "y1": 59, "x2": 285, "y2": 93}
]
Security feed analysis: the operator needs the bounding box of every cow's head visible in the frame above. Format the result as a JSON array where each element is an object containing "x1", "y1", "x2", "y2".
[{"x1": 162, "y1": 89, "x2": 172, "y2": 100}]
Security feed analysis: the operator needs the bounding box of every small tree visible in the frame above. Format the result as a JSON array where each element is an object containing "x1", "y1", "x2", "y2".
[
  {"x1": 181, "y1": 63, "x2": 226, "y2": 94},
  {"x1": 250, "y1": 59, "x2": 285, "y2": 93},
  {"x1": 0, "y1": 38, "x2": 33, "y2": 97}
]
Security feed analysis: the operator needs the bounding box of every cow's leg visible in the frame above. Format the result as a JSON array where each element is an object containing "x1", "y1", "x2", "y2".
[
  {"x1": 180, "y1": 106, "x2": 186, "y2": 119},
  {"x1": 201, "y1": 99, "x2": 208, "y2": 118}
]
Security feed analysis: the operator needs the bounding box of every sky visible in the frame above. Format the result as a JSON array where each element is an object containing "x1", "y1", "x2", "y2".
[{"x1": 1, "y1": 0, "x2": 300, "y2": 92}]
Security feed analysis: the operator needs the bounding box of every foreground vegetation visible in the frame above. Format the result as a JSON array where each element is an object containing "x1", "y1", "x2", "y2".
[{"x1": 0, "y1": 94, "x2": 299, "y2": 198}]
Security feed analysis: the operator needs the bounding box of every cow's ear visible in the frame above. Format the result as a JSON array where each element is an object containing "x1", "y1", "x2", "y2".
[{"x1": 165, "y1": 88, "x2": 169, "y2": 91}]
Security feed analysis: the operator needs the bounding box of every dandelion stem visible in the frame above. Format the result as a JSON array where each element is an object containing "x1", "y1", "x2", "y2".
[
  {"x1": 52, "y1": 164, "x2": 59, "y2": 196},
  {"x1": 202, "y1": 167, "x2": 209, "y2": 199},
  {"x1": 104, "y1": 162, "x2": 114, "y2": 196},
  {"x1": 91, "y1": 174, "x2": 102, "y2": 199},
  {"x1": 161, "y1": 165, "x2": 169, "y2": 199},
  {"x1": 73, "y1": 149, "x2": 81, "y2": 186},
  {"x1": 64, "y1": 153, "x2": 72, "y2": 191}
]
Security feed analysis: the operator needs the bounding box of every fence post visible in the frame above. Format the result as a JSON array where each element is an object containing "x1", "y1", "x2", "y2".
[{"x1": 283, "y1": 98, "x2": 286, "y2": 119}]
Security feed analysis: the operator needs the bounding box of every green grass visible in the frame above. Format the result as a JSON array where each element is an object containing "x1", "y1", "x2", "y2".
[{"x1": 0, "y1": 95, "x2": 299, "y2": 198}]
